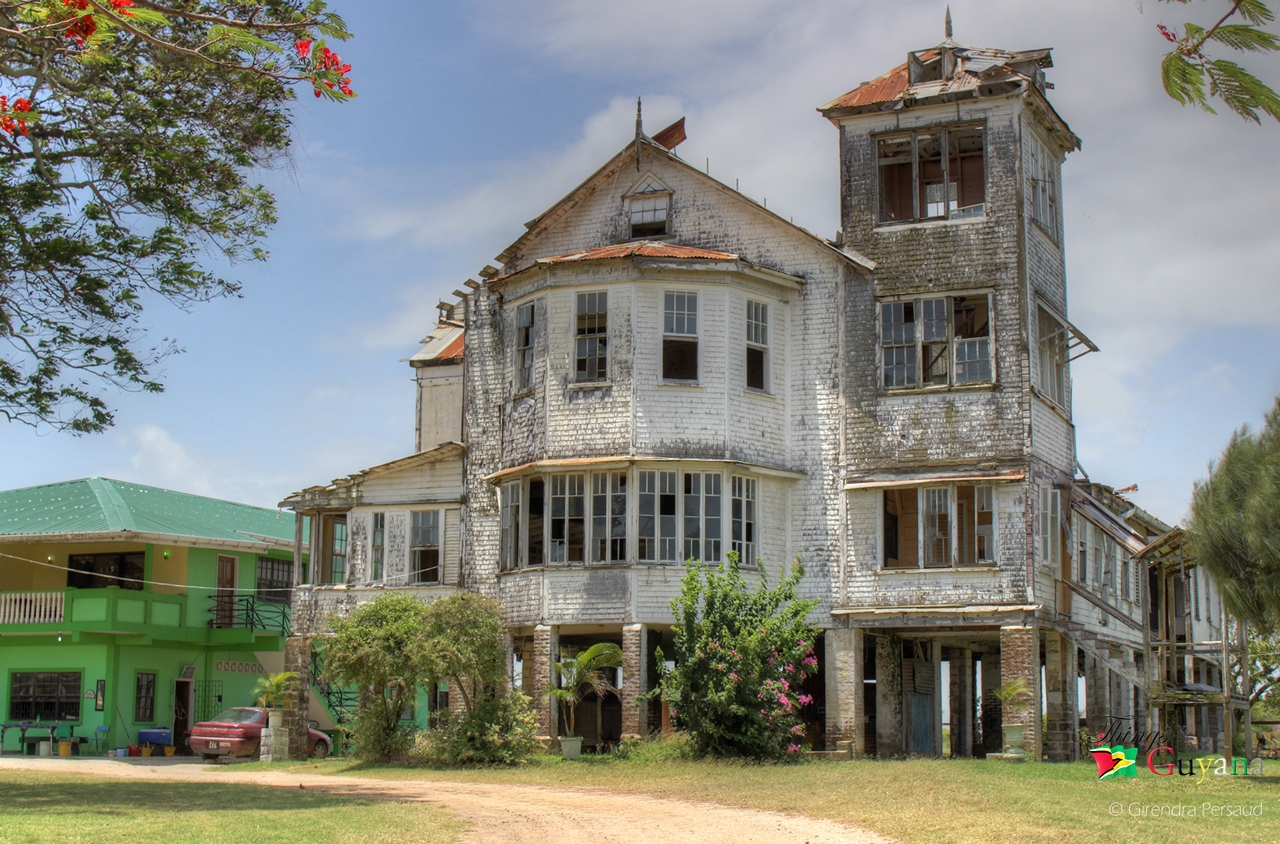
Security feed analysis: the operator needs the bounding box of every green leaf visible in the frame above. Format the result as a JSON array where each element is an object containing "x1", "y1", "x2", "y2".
[
  {"x1": 1204, "y1": 58, "x2": 1280, "y2": 122},
  {"x1": 1208, "y1": 24, "x2": 1280, "y2": 52},
  {"x1": 1236, "y1": 0, "x2": 1276, "y2": 26},
  {"x1": 1161, "y1": 51, "x2": 1214, "y2": 111}
]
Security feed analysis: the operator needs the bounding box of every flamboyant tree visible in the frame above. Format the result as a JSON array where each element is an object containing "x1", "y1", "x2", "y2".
[
  {"x1": 1155, "y1": 0, "x2": 1280, "y2": 122},
  {"x1": 0, "y1": 1, "x2": 354, "y2": 432}
]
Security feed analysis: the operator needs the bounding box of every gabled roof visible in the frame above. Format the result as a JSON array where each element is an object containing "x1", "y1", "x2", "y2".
[
  {"x1": 493, "y1": 124, "x2": 875, "y2": 274},
  {"x1": 0, "y1": 477, "x2": 295, "y2": 545}
]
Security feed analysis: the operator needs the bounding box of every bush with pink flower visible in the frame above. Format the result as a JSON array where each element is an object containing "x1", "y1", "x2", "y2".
[{"x1": 648, "y1": 551, "x2": 820, "y2": 760}]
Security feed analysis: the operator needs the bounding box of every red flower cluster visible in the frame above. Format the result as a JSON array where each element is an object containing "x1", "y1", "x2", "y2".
[
  {"x1": 0, "y1": 95, "x2": 32, "y2": 136},
  {"x1": 110, "y1": 0, "x2": 137, "y2": 17},
  {"x1": 295, "y1": 39, "x2": 354, "y2": 98},
  {"x1": 1157, "y1": 24, "x2": 1178, "y2": 44},
  {"x1": 61, "y1": 0, "x2": 95, "y2": 45}
]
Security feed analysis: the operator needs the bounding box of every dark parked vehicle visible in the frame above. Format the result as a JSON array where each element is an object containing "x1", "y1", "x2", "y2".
[{"x1": 188, "y1": 707, "x2": 330, "y2": 760}]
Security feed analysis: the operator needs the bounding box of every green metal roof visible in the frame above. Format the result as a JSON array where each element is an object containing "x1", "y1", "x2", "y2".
[{"x1": 0, "y1": 477, "x2": 296, "y2": 544}]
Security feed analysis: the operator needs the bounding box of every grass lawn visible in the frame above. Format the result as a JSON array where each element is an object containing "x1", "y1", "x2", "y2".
[
  {"x1": 242, "y1": 752, "x2": 1280, "y2": 844},
  {"x1": 0, "y1": 771, "x2": 465, "y2": 844}
]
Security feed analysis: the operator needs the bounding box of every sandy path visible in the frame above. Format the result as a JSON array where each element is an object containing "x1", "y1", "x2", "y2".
[{"x1": 0, "y1": 756, "x2": 893, "y2": 844}]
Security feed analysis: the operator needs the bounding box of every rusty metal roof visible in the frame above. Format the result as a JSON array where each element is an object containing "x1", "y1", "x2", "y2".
[
  {"x1": 819, "y1": 45, "x2": 1053, "y2": 114},
  {"x1": 408, "y1": 323, "x2": 465, "y2": 365},
  {"x1": 537, "y1": 242, "x2": 739, "y2": 265}
]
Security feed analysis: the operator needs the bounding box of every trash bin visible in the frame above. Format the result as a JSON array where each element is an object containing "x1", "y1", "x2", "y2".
[
  {"x1": 38, "y1": 741, "x2": 51, "y2": 757},
  {"x1": 58, "y1": 741, "x2": 71, "y2": 758}
]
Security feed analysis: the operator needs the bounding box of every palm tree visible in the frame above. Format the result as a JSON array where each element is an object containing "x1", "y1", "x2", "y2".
[
  {"x1": 547, "y1": 642, "x2": 623, "y2": 738},
  {"x1": 252, "y1": 672, "x2": 299, "y2": 709}
]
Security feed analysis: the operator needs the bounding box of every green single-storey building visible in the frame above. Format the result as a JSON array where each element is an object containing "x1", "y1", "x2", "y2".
[{"x1": 0, "y1": 478, "x2": 307, "y2": 754}]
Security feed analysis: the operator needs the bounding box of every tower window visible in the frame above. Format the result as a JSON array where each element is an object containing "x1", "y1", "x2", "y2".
[{"x1": 877, "y1": 124, "x2": 985, "y2": 224}]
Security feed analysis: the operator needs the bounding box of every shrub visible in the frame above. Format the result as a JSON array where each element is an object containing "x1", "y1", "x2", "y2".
[
  {"x1": 414, "y1": 690, "x2": 540, "y2": 766},
  {"x1": 651, "y1": 552, "x2": 820, "y2": 761},
  {"x1": 613, "y1": 732, "x2": 696, "y2": 763}
]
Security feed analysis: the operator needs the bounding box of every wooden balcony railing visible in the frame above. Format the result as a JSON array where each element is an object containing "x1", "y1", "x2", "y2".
[{"x1": 0, "y1": 592, "x2": 65, "y2": 624}]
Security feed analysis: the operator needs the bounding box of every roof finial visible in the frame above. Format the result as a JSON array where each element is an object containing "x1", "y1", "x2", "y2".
[
  {"x1": 635, "y1": 96, "x2": 643, "y2": 171},
  {"x1": 944, "y1": 5, "x2": 952, "y2": 40}
]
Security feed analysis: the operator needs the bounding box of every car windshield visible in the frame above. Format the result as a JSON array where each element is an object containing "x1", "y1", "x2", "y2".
[{"x1": 210, "y1": 709, "x2": 261, "y2": 723}]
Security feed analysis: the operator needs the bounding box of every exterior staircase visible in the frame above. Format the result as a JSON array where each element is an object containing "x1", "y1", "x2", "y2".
[{"x1": 309, "y1": 645, "x2": 359, "y2": 726}]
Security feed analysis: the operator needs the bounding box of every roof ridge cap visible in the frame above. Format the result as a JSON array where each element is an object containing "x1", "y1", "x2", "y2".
[{"x1": 85, "y1": 477, "x2": 136, "y2": 532}]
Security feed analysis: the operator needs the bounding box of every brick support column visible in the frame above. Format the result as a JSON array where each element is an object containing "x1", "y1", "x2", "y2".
[
  {"x1": 1000, "y1": 624, "x2": 1041, "y2": 760},
  {"x1": 1043, "y1": 631, "x2": 1077, "y2": 761},
  {"x1": 532, "y1": 624, "x2": 558, "y2": 739},
  {"x1": 949, "y1": 648, "x2": 974, "y2": 758},
  {"x1": 824, "y1": 627, "x2": 864, "y2": 753},
  {"x1": 1085, "y1": 655, "x2": 1110, "y2": 733},
  {"x1": 980, "y1": 652, "x2": 1002, "y2": 755},
  {"x1": 621, "y1": 623, "x2": 648, "y2": 738},
  {"x1": 282, "y1": 636, "x2": 312, "y2": 761},
  {"x1": 875, "y1": 633, "x2": 903, "y2": 758}
]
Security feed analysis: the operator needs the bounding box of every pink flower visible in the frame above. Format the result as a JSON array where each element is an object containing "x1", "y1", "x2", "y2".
[
  {"x1": 778, "y1": 694, "x2": 791, "y2": 708},
  {"x1": 791, "y1": 724, "x2": 805, "y2": 736},
  {"x1": 786, "y1": 743, "x2": 802, "y2": 754},
  {"x1": 780, "y1": 679, "x2": 790, "y2": 691},
  {"x1": 802, "y1": 656, "x2": 818, "y2": 667},
  {"x1": 798, "y1": 639, "x2": 806, "y2": 648},
  {"x1": 798, "y1": 694, "x2": 813, "y2": 706},
  {"x1": 784, "y1": 664, "x2": 795, "y2": 673}
]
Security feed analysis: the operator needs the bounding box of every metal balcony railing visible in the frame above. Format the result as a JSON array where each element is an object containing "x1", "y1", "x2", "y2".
[{"x1": 208, "y1": 594, "x2": 290, "y2": 636}]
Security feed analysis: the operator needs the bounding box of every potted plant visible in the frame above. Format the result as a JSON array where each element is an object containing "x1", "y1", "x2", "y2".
[
  {"x1": 546, "y1": 642, "x2": 623, "y2": 760},
  {"x1": 991, "y1": 678, "x2": 1032, "y2": 761},
  {"x1": 252, "y1": 671, "x2": 299, "y2": 729}
]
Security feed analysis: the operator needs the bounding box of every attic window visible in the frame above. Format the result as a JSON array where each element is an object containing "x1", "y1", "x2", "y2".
[
  {"x1": 625, "y1": 173, "x2": 672, "y2": 239},
  {"x1": 877, "y1": 125, "x2": 985, "y2": 225}
]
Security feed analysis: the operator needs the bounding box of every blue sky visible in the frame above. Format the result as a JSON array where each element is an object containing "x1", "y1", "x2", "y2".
[{"x1": 2, "y1": 0, "x2": 1278, "y2": 525}]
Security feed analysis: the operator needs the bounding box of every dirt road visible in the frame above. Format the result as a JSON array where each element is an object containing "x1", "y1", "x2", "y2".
[{"x1": 0, "y1": 756, "x2": 892, "y2": 844}]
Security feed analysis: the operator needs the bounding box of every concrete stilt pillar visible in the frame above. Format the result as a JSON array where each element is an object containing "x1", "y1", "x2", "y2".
[
  {"x1": 532, "y1": 624, "x2": 558, "y2": 739},
  {"x1": 825, "y1": 627, "x2": 864, "y2": 753},
  {"x1": 949, "y1": 648, "x2": 975, "y2": 758},
  {"x1": 1043, "y1": 631, "x2": 1076, "y2": 761},
  {"x1": 621, "y1": 623, "x2": 648, "y2": 738},
  {"x1": 1085, "y1": 655, "x2": 1110, "y2": 734},
  {"x1": 875, "y1": 634, "x2": 903, "y2": 758},
  {"x1": 1000, "y1": 624, "x2": 1041, "y2": 760},
  {"x1": 980, "y1": 652, "x2": 1003, "y2": 755},
  {"x1": 282, "y1": 636, "x2": 313, "y2": 761}
]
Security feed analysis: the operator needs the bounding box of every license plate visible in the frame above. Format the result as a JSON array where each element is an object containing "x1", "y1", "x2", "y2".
[{"x1": 207, "y1": 741, "x2": 220, "y2": 750}]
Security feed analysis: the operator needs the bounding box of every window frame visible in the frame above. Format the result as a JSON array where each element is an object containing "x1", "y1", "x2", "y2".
[
  {"x1": 516, "y1": 301, "x2": 536, "y2": 392},
  {"x1": 410, "y1": 509, "x2": 441, "y2": 584},
  {"x1": 745, "y1": 299, "x2": 769, "y2": 393},
  {"x1": 662, "y1": 290, "x2": 699, "y2": 383},
  {"x1": 134, "y1": 671, "x2": 157, "y2": 723},
  {"x1": 731, "y1": 475, "x2": 757, "y2": 564},
  {"x1": 874, "y1": 122, "x2": 987, "y2": 226},
  {"x1": 255, "y1": 556, "x2": 293, "y2": 604},
  {"x1": 627, "y1": 192, "x2": 671, "y2": 239},
  {"x1": 1039, "y1": 486, "x2": 1062, "y2": 571},
  {"x1": 574, "y1": 291, "x2": 608, "y2": 384},
  {"x1": 369, "y1": 513, "x2": 385, "y2": 582},
  {"x1": 500, "y1": 483, "x2": 522, "y2": 572},
  {"x1": 1027, "y1": 133, "x2": 1060, "y2": 243},
  {"x1": 9, "y1": 671, "x2": 82, "y2": 722},
  {"x1": 1037, "y1": 306, "x2": 1069, "y2": 408},
  {"x1": 881, "y1": 483, "x2": 999, "y2": 570},
  {"x1": 877, "y1": 292, "x2": 994, "y2": 392}
]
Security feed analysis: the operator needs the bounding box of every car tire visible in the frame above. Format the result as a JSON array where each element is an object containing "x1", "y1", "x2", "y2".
[{"x1": 310, "y1": 740, "x2": 329, "y2": 759}]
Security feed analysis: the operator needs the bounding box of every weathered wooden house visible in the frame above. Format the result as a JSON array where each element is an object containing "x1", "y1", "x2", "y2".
[{"x1": 279, "y1": 24, "x2": 1236, "y2": 760}]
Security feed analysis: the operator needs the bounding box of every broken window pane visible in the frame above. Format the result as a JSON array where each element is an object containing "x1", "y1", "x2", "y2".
[
  {"x1": 589, "y1": 472, "x2": 627, "y2": 563},
  {"x1": 500, "y1": 484, "x2": 521, "y2": 572},
  {"x1": 976, "y1": 486, "x2": 994, "y2": 563},
  {"x1": 528, "y1": 479, "x2": 545, "y2": 567},
  {"x1": 883, "y1": 488, "x2": 918, "y2": 568},
  {"x1": 683, "y1": 472, "x2": 701, "y2": 562},
  {"x1": 921, "y1": 298, "x2": 949, "y2": 386},
  {"x1": 922, "y1": 487, "x2": 951, "y2": 568},
  {"x1": 576, "y1": 292, "x2": 608, "y2": 382},
  {"x1": 746, "y1": 300, "x2": 768, "y2": 391},
  {"x1": 956, "y1": 485, "x2": 995, "y2": 565},
  {"x1": 916, "y1": 133, "x2": 946, "y2": 219},
  {"x1": 411, "y1": 510, "x2": 439, "y2": 584},
  {"x1": 881, "y1": 301, "x2": 916, "y2": 388},
  {"x1": 877, "y1": 135, "x2": 914, "y2": 223},
  {"x1": 953, "y1": 295, "x2": 991, "y2": 384},
  {"x1": 948, "y1": 126, "x2": 985, "y2": 218},
  {"x1": 659, "y1": 471, "x2": 678, "y2": 562},
  {"x1": 517, "y1": 302, "x2": 535, "y2": 391},
  {"x1": 629, "y1": 193, "x2": 669, "y2": 238},
  {"x1": 1037, "y1": 307, "x2": 1066, "y2": 405}
]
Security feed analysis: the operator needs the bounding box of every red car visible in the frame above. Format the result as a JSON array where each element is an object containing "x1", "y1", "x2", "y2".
[{"x1": 189, "y1": 707, "x2": 331, "y2": 760}]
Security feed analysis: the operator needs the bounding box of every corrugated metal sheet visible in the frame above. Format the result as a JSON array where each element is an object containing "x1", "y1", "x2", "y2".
[
  {"x1": 0, "y1": 478, "x2": 296, "y2": 543},
  {"x1": 409, "y1": 324, "x2": 465, "y2": 363},
  {"x1": 538, "y1": 242, "x2": 739, "y2": 264}
]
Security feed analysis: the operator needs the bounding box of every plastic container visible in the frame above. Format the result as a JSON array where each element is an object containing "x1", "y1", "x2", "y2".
[
  {"x1": 115, "y1": 748, "x2": 127, "y2": 757},
  {"x1": 38, "y1": 741, "x2": 51, "y2": 757},
  {"x1": 58, "y1": 741, "x2": 71, "y2": 758}
]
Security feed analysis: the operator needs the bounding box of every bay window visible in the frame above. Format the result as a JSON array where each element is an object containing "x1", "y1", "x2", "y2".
[
  {"x1": 884, "y1": 484, "x2": 997, "y2": 569},
  {"x1": 879, "y1": 294, "x2": 992, "y2": 390}
]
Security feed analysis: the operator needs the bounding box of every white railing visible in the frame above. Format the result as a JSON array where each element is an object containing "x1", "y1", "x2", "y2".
[{"x1": 0, "y1": 591, "x2": 65, "y2": 624}]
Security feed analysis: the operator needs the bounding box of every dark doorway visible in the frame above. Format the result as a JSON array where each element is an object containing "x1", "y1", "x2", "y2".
[{"x1": 173, "y1": 679, "x2": 193, "y2": 754}]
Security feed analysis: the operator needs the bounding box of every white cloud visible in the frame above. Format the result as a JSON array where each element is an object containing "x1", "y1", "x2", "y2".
[{"x1": 119, "y1": 424, "x2": 216, "y2": 498}]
